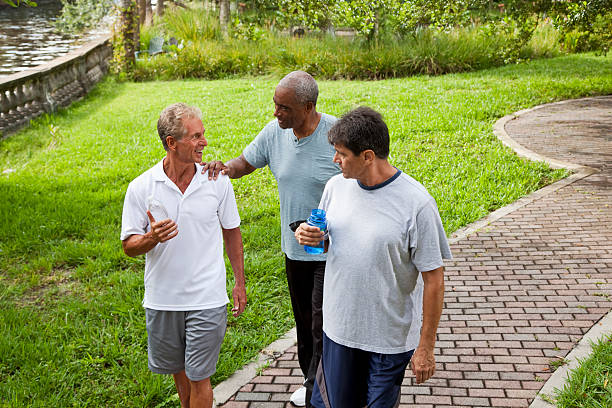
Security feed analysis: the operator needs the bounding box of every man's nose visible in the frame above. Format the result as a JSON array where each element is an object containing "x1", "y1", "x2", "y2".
[{"x1": 273, "y1": 106, "x2": 280, "y2": 117}]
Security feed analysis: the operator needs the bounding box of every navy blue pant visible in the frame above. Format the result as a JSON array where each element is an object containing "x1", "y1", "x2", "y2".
[{"x1": 312, "y1": 332, "x2": 414, "y2": 408}]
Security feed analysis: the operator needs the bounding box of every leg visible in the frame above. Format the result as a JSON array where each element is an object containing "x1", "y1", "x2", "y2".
[
  {"x1": 311, "y1": 332, "x2": 368, "y2": 408},
  {"x1": 285, "y1": 256, "x2": 316, "y2": 378},
  {"x1": 190, "y1": 377, "x2": 214, "y2": 408},
  {"x1": 173, "y1": 370, "x2": 191, "y2": 408},
  {"x1": 305, "y1": 261, "x2": 325, "y2": 407},
  {"x1": 145, "y1": 308, "x2": 189, "y2": 405},
  {"x1": 184, "y1": 307, "x2": 227, "y2": 407},
  {"x1": 366, "y1": 350, "x2": 414, "y2": 408}
]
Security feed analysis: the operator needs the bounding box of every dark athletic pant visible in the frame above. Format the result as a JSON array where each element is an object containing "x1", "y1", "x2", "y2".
[{"x1": 285, "y1": 256, "x2": 325, "y2": 408}]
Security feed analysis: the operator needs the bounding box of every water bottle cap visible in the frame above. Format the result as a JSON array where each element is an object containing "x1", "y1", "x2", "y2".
[{"x1": 311, "y1": 209, "x2": 326, "y2": 218}]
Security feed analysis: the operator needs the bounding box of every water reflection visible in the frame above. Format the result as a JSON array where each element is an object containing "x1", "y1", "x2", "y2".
[{"x1": 0, "y1": 0, "x2": 105, "y2": 78}]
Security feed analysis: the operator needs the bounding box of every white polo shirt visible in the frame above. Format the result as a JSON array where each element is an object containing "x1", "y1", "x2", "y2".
[{"x1": 121, "y1": 160, "x2": 241, "y2": 311}]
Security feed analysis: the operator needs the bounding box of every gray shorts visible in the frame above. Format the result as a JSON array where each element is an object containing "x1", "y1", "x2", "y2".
[{"x1": 145, "y1": 305, "x2": 227, "y2": 381}]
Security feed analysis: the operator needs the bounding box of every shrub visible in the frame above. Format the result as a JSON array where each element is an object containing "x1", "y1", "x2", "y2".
[
  {"x1": 53, "y1": 0, "x2": 114, "y2": 33},
  {"x1": 162, "y1": 5, "x2": 221, "y2": 42},
  {"x1": 132, "y1": 15, "x2": 563, "y2": 81},
  {"x1": 560, "y1": 11, "x2": 612, "y2": 55}
]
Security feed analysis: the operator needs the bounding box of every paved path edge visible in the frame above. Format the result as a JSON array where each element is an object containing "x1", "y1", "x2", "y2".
[
  {"x1": 494, "y1": 96, "x2": 611, "y2": 407},
  {"x1": 213, "y1": 328, "x2": 297, "y2": 405},
  {"x1": 493, "y1": 96, "x2": 603, "y2": 175},
  {"x1": 528, "y1": 311, "x2": 612, "y2": 408}
]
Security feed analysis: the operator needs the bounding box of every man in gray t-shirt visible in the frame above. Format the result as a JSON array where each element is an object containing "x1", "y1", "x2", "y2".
[
  {"x1": 296, "y1": 107, "x2": 451, "y2": 408},
  {"x1": 202, "y1": 71, "x2": 339, "y2": 407}
]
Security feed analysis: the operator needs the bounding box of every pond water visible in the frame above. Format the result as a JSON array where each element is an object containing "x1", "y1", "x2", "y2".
[{"x1": 0, "y1": 0, "x2": 106, "y2": 78}]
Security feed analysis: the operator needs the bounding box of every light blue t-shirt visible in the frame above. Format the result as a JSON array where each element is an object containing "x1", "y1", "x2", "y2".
[{"x1": 243, "y1": 113, "x2": 339, "y2": 261}]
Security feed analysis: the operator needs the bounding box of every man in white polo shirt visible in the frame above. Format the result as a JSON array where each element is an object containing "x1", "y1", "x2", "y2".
[{"x1": 121, "y1": 103, "x2": 246, "y2": 408}]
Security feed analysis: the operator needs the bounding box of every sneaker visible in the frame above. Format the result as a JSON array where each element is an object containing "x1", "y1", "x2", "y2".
[{"x1": 290, "y1": 385, "x2": 306, "y2": 407}]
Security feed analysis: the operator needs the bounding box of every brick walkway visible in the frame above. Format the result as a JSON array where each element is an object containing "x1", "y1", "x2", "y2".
[{"x1": 219, "y1": 96, "x2": 612, "y2": 408}]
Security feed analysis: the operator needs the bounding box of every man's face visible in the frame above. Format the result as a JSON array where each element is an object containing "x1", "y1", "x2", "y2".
[
  {"x1": 273, "y1": 86, "x2": 308, "y2": 129},
  {"x1": 333, "y1": 143, "x2": 365, "y2": 180},
  {"x1": 173, "y1": 117, "x2": 207, "y2": 163}
]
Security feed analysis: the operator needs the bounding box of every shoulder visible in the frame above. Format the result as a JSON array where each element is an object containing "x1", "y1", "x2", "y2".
[
  {"x1": 320, "y1": 113, "x2": 338, "y2": 130},
  {"x1": 321, "y1": 112, "x2": 337, "y2": 123},
  {"x1": 250, "y1": 119, "x2": 285, "y2": 149},
  {"x1": 393, "y1": 172, "x2": 436, "y2": 207},
  {"x1": 325, "y1": 174, "x2": 348, "y2": 190},
  {"x1": 197, "y1": 168, "x2": 232, "y2": 190},
  {"x1": 258, "y1": 119, "x2": 282, "y2": 138},
  {"x1": 127, "y1": 163, "x2": 158, "y2": 193}
]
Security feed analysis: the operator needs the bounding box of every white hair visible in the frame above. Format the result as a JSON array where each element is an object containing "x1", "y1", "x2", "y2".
[
  {"x1": 278, "y1": 71, "x2": 319, "y2": 106},
  {"x1": 157, "y1": 103, "x2": 202, "y2": 151}
]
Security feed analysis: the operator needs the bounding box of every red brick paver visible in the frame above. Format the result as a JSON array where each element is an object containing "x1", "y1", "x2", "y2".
[{"x1": 219, "y1": 96, "x2": 612, "y2": 407}]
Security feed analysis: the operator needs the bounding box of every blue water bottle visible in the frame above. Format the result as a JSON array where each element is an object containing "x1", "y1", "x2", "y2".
[{"x1": 304, "y1": 209, "x2": 327, "y2": 254}]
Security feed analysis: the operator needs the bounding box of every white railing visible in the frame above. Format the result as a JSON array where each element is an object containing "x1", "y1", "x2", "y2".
[{"x1": 0, "y1": 35, "x2": 112, "y2": 137}]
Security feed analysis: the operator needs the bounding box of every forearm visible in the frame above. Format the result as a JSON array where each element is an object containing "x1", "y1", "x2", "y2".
[
  {"x1": 122, "y1": 233, "x2": 158, "y2": 257},
  {"x1": 225, "y1": 155, "x2": 256, "y2": 179},
  {"x1": 222, "y1": 227, "x2": 245, "y2": 285},
  {"x1": 419, "y1": 267, "x2": 445, "y2": 351}
]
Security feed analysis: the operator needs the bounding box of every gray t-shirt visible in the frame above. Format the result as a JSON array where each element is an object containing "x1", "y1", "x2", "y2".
[
  {"x1": 243, "y1": 113, "x2": 339, "y2": 261},
  {"x1": 319, "y1": 171, "x2": 452, "y2": 354}
]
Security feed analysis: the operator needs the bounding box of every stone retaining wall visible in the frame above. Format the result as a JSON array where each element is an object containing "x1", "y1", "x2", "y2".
[{"x1": 0, "y1": 35, "x2": 112, "y2": 138}]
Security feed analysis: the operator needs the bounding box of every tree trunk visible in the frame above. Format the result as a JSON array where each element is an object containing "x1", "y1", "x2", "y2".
[
  {"x1": 145, "y1": 0, "x2": 153, "y2": 25},
  {"x1": 137, "y1": 0, "x2": 146, "y2": 26},
  {"x1": 114, "y1": 0, "x2": 139, "y2": 72},
  {"x1": 219, "y1": 0, "x2": 230, "y2": 37},
  {"x1": 157, "y1": 0, "x2": 165, "y2": 17}
]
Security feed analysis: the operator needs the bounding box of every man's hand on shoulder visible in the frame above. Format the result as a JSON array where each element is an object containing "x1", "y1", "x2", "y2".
[{"x1": 201, "y1": 160, "x2": 228, "y2": 180}]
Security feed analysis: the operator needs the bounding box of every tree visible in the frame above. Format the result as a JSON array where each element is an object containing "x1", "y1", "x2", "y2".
[
  {"x1": 137, "y1": 0, "x2": 153, "y2": 26},
  {"x1": 145, "y1": 0, "x2": 153, "y2": 25},
  {"x1": 1, "y1": 0, "x2": 36, "y2": 6},
  {"x1": 220, "y1": 0, "x2": 230, "y2": 36},
  {"x1": 112, "y1": 0, "x2": 139, "y2": 73}
]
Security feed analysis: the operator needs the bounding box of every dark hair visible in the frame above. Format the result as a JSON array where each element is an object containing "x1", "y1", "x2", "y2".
[{"x1": 328, "y1": 106, "x2": 389, "y2": 158}]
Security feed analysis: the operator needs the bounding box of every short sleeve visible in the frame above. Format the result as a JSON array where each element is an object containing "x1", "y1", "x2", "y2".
[
  {"x1": 217, "y1": 176, "x2": 241, "y2": 229},
  {"x1": 409, "y1": 200, "x2": 452, "y2": 272},
  {"x1": 318, "y1": 181, "x2": 332, "y2": 213},
  {"x1": 242, "y1": 123, "x2": 274, "y2": 169},
  {"x1": 120, "y1": 182, "x2": 148, "y2": 241}
]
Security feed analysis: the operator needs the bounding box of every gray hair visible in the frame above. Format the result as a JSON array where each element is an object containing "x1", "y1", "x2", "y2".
[
  {"x1": 277, "y1": 71, "x2": 318, "y2": 106},
  {"x1": 157, "y1": 103, "x2": 203, "y2": 151}
]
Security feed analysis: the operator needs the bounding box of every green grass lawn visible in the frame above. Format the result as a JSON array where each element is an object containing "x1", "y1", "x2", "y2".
[{"x1": 0, "y1": 53, "x2": 611, "y2": 407}]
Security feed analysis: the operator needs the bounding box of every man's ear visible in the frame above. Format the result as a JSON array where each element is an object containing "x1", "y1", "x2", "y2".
[
  {"x1": 304, "y1": 101, "x2": 315, "y2": 114},
  {"x1": 166, "y1": 135, "x2": 176, "y2": 150},
  {"x1": 363, "y1": 149, "x2": 376, "y2": 163}
]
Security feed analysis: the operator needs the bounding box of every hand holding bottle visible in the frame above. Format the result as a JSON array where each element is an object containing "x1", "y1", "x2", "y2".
[
  {"x1": 295, "y1": 209, "x2": 327, "y2": 254},
  {"x1": 295, "y1": 222, "x2": 324, "y2": 246},
  {"x1": 146, "y1": 210, "x2": 178, "y2": 243}
]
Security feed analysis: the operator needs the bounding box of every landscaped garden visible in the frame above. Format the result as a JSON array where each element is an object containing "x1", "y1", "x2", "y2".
[
  {"x1": 1, "y1": 0, "x2": 611, "y2": 406},
  {"x1": 1, "y1": 51, "x2": 611, "y2": 406}
]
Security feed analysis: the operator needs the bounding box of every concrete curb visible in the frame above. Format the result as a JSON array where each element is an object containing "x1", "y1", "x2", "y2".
[
  {"x1": 213, "y1": 328, "x2": 297, "y2": 405},
  {"x1": 529, "y1": 311, "x2": 612, "y2": 408},
  {"x1": 449, "y1": 98, "x2": 600, "y2": 244}
]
